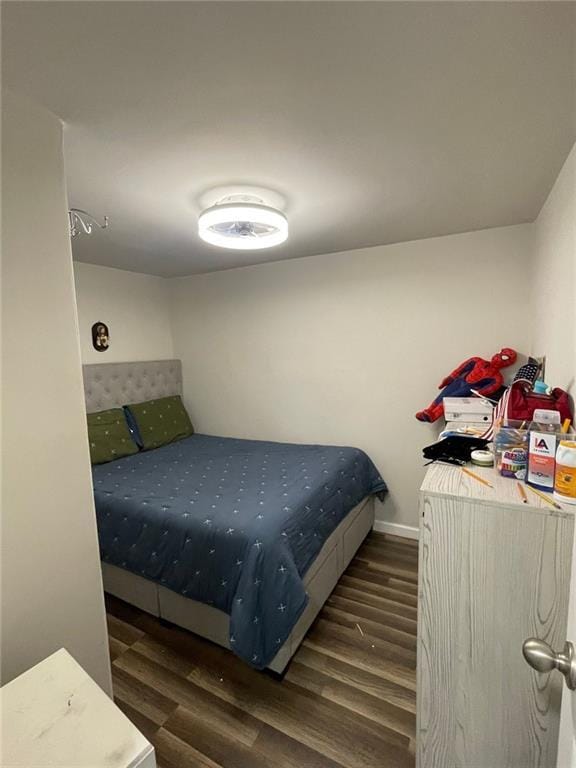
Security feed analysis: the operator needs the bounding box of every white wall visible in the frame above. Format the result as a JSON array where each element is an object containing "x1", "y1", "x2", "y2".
[
  {"x1": 170, "y1": 224, "x2": 532, "y2": 529},
  {"x1": 1, "y1": 93, "x2": 112, "y2": 694},
  {"x1": 531, "y1": 143, "x2": 576, "y2": 394},
  {"x1": 533, "y1": 144, "x2": 576, "y2": 768},
  {"x1": 74, "y1": 262, "x2": 174, "y2": 364}
]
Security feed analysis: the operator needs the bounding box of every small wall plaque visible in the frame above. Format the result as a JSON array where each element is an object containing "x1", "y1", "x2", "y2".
[{"x1": 92, "y1": 322, "x2": 110, "y2": 352}]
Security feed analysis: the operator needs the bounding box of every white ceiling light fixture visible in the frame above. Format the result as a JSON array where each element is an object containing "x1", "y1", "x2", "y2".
[{"x1": 198, "y1": 194, "x2": 288, "y2": 250}]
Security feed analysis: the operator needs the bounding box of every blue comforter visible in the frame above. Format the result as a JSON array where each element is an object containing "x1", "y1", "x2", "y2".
[{"x1": 93, "y1": 434, "x2": 386, "y2": 668}]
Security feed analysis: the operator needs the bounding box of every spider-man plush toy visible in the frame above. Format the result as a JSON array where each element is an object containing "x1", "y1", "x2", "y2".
[{"x1": 415, "y1": 348, "x2": 517, "y2": 423}]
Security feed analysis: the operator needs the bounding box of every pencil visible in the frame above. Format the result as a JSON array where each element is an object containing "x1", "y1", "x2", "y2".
[
  {"x1": 517, "y1": 482, "x2": 528, "y2": 503},
  {"x1": 526, "y1": 485, "x2": 563, "y2": 510},
  {"x1": 461, "y1": 467, "x2": 494, "y2": 488}
]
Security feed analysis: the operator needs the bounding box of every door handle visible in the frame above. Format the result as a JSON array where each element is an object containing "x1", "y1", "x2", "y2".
[{"x1": 522, "y1": 638, "x2": 576, "y2": 690}]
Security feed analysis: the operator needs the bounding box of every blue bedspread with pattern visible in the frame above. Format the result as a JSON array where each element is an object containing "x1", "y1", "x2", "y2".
[{"x1": 93, "y1": 434, "x2": 386, "y2": 668}]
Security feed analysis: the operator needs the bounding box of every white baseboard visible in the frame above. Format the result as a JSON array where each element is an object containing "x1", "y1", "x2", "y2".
[{"x1": 372, "y1": 520, "x2": 420, "y2": 540}]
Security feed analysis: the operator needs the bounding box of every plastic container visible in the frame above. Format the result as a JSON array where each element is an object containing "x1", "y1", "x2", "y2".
[
  {"x1": 471, "y1": 449, "x2": 494, "y2": 467},
  {"x1": 554, "y1": 441, "x2": 576, "y2": 505},
  {"x1": 527, "y1": 409, "x2": 562, "y2": 491}
]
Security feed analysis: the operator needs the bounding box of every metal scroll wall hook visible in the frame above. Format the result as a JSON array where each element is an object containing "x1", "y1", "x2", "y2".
[{"x1": 69, "y1": 209, "x2": 109, "y2": 238}]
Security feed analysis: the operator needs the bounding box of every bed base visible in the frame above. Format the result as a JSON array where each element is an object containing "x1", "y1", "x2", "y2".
[{"x1": 102, "y1": 495, "x2": 374, "y2": 673}]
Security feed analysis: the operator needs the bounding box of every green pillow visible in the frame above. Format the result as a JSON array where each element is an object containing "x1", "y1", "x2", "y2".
[
  {"x1": 87, "y1": 408, "x2": 139, "y2": 465},
  {"x1": 127, "y1": 395, "x2": 193, "y2": 451}
]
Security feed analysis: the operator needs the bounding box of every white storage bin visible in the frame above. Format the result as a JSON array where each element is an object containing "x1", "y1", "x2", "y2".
[{"x1": 443, "y1": 396, "x2": 493, "y2": 423}]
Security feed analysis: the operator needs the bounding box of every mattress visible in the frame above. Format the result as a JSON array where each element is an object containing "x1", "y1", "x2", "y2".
[{"x1": 93, "y1": 433, "x2": 386, "y2": 667}]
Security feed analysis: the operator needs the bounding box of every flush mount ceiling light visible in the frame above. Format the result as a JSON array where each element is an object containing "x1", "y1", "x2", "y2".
[{"x1": 198, "y1": 195, "x2": 288, "y2": 250}]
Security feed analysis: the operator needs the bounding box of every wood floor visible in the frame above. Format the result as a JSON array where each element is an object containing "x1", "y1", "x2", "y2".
[{"x1": 106, "y1": 531, "x2": 418, "y2": 768}]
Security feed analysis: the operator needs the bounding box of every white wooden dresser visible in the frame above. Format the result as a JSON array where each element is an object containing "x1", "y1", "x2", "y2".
[
  {"x1": 1, "y1": 648, "x2": 156, "y2": 768},
  {"x1": 417, "y1": 463, "x2": 574, "y2": 768}
]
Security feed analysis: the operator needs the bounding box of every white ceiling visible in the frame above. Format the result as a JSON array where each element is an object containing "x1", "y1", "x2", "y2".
[{"x1": 3, "y1": 1, "x2": 575, "y2": 277}]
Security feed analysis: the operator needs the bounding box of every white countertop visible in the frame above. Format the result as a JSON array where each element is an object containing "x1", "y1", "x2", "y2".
[{"x1": 1, "y1": 648, "x2": 154, "y2": 768}]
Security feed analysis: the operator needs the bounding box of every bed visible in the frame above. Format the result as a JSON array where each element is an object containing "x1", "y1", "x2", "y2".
[{"x1": 84, "y1": 359, "x2": 386, "y2": 673}]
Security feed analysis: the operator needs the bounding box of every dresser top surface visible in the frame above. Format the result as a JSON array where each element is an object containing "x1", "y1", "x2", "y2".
[
  {"x1": 1, "y1": 648, "x2": 153, "y2": 767},
  {"x1": 421, "y1": 462, "x2": 575, "y2": 517}
]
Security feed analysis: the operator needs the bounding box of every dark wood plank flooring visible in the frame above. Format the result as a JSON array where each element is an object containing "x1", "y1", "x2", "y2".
[{"x1": 106, "y1": 531, "x2": 418, "y2": 768}]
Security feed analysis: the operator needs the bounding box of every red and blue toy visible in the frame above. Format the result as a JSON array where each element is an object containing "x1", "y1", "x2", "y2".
[{"x1": 416, "y1": 348, "x2": 517, "y2": 423}]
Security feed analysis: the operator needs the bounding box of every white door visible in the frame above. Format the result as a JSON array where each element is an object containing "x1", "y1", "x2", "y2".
[
  {"x1": 522, "y1": 525, "x2": 576, "y2": 767},
  {"x1": 556, "y1": 528, "x2": 576, "y2": 767}
]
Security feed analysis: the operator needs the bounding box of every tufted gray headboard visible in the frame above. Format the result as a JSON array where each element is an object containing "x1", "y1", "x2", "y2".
[{"x1": 83, "y1": 359, "x2": 182, "y2": 413}]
